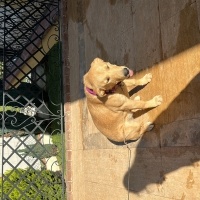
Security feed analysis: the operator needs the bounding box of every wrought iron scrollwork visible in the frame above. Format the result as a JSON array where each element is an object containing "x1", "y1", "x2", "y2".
[{"x1": 1, "y1": 1, "x2": 65, "y2": 199}]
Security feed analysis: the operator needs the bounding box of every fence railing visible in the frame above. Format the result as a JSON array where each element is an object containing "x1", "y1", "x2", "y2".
[{"x1": 0, "y1": 1, "x2": 65, "y2": 199}]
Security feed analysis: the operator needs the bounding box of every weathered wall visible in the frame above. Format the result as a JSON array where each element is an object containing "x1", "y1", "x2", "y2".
[{"x1": 64, "y1": 0, "x2": 200, "y2": 199}]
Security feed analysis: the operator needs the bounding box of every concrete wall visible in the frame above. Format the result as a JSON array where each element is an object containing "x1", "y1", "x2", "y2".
[{"x1": 63, "y1": 0, "x2": 200, "y2": 199}]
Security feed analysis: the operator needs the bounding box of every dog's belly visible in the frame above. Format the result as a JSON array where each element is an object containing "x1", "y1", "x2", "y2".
[{"x1": 88, "y1": 105, "x2": 127, "y2": 141}]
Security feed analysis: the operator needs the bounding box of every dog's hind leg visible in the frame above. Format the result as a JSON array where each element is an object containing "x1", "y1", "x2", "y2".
[{"x1": 123, "y1": 120, "x2": 154, "y2": 141}]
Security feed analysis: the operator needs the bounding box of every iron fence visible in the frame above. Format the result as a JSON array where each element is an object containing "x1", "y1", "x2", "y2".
[{"x1": 0, "y1": 0, "x2": 65, "y2": 199}]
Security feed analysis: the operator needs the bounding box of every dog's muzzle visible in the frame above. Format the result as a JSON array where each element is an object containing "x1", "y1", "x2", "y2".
[
  {"x1": 123, "y1": 68, "x2": 134, "y2": 77},
  {"x1": 123, "y1": 68, "x2": 129, "y2": 77}
]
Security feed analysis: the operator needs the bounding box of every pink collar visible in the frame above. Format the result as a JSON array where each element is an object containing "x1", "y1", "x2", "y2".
[
  {"x1": 85, "y1": 82, "x2": 123, "y2": 96},
  {"x1": 85, "y1": 87, "x2": 97, "y2": 95}
]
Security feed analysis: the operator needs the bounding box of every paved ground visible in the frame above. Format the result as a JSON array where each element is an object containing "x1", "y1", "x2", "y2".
[{"x1": 64, "y1": 0, "x2": 200, "y2": 199}]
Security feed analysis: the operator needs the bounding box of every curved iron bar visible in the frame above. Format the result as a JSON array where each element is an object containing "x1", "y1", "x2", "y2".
[{"x1": 1, "y1": 1, "x2": 65, "y2": 199}]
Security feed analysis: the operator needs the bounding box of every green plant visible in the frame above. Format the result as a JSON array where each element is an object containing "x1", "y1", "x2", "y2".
[
  {"x1": 18, "y1": 143, "x2": 58, "y2": 159},
  {"x1": 0, "y1": 168, "x2": 64, "y2": 200},
  {"x1": 51, "y1": 133, "x2": 65, "y2": 174}
]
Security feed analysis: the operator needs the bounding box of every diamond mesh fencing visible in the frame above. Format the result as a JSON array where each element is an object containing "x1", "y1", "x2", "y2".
[{"x1": 0, "y1": 1, "x2": 65, "y2": 199}]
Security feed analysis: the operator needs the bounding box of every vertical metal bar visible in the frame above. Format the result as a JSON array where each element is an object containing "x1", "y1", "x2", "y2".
[
  {"x1": 58, "y1": 0, "x2": 66, "y2": 197},
  {"x1": 1, "y1": 1, "x2": 5, "y2": 198}
]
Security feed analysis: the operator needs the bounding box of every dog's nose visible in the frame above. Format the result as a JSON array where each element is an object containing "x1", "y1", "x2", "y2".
[{"x1": 123, "y1": 68, "x2": 129, "y2": 77}]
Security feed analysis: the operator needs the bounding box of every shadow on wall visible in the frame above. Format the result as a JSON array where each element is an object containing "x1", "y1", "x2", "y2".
[
  {"x1": 123, "y1": 72, "x2": 200, "y2": 193},
  {"x1": 66, "y1": 0, "x2": 200, "y2": 194},
  {"x1": 67, "y1": 0, "x2": 90, "y2": 23},
  {"x1": 122, "y1": 1, "x2": 200, "y2": 193}
]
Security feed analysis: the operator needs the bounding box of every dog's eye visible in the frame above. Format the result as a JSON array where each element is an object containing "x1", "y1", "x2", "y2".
[{"x1": 106, "y1": 78, "x2": 110, "y2": 83}]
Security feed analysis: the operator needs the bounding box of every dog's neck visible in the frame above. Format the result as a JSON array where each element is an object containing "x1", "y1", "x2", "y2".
[{"x1": 85, "y1": 82, "x2": 123, "y2": 96}]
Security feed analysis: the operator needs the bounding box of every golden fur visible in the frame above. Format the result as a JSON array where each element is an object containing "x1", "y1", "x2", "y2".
[{"x1": 84, "y1": 58, "x2": 163, "y2": 142}]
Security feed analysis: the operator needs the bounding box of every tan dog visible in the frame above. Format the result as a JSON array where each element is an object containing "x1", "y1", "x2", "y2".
[{"x1": 84, "y1": 58, "x2": 163, "y2": 142}]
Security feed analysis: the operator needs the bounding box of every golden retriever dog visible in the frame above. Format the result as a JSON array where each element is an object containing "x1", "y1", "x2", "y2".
[{"x1": 83, "y1": 58, "x2": 163, "y2": 142}]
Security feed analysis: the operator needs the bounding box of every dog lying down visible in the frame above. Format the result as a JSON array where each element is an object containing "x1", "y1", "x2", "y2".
[{"x1": 83, "y1": 58, "x2": 163, "y2": 142}]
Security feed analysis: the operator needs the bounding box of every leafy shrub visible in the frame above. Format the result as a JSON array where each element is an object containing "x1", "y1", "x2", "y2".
[
  {"x1": 0, "y1": 168, "x2": 64, "y2": 200},
  {"x1": 51, "y1": 134, "x2": 65, "y2": 173}
]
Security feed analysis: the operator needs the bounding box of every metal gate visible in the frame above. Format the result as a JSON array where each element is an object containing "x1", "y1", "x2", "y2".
[{"x1": 0, "y1": 0, "x2": 65, "y2": 199}]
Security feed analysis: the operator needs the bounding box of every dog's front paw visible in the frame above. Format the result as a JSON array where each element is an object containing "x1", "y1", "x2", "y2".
[
  {"x1": 153, "y1": 95, "x2": 163, "y2": 106},
  {"x1": 142, "y1": 73, "x2": 152, "y2": 85}
]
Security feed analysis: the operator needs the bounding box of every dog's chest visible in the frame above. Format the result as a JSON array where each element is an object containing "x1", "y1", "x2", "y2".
[{"x1": 115, "y1": 83, "x2": 129, "y2": 97}]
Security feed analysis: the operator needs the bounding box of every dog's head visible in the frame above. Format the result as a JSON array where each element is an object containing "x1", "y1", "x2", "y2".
[{"x1": 84, "y1": 58, "x2": 133, "y2": 97}]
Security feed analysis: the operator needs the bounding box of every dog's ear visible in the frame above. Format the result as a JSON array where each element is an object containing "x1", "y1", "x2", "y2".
[
  {"x1": 93, "y1": 57, "x2": 104, "y2": 63},
  {"x1": 96, "y1": 88, "x2": 106, "y2": 97},
  {"x1": 83, "y1": 73, "x2": 92, "y2": 88},
  {"x1": 83, "y1": 74, "x2": 87, "y2": 85}
]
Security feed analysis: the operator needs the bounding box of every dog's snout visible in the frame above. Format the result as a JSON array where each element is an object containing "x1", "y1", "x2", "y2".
[{"x1": 123, "y1": 68, "x2": 129, "y2": 77}]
